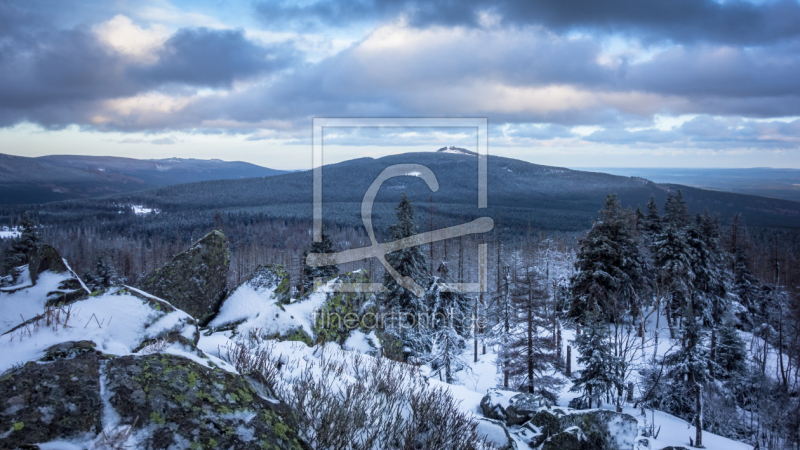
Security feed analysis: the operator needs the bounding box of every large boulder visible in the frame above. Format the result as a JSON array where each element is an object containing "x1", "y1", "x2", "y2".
[
  {"x1": 506, "y1": 392, "x2": 552, "y2": 425},
  {"x1": 480, "y1": 389, "x2": 515, "y2": 422},
  {"x1": 558, "y1": 409, "x2": 638, "y2": 450},
  {"x1": 0, "y1": 341, "x2": 104, "y2": 448},
  {"x1": 139, "y1": 230, "x2": 230, "y2": 325},
  {"x1": 105, "y1": 353, "x2": 306, "y2": 450},
  {"x1": 247, "y1": 264, "x2": 292, "y2": 304},
  {"x1": 26, "y1": 243, "x2": 68, "y2": 284},
  {"x1": 0, "y1": 341, "x2": 307, "y2": 450},
  {"x1": 542, "y1": 427, "x2": 585, "y2": 450}
]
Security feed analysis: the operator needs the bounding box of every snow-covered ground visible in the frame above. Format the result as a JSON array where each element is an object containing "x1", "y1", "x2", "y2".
[
  {"x1": 0, "y1": 226, "x2": 20, "y2": 239},
  {"x1": 0, "y1": 268, "x2": 756, "y2": 450}
]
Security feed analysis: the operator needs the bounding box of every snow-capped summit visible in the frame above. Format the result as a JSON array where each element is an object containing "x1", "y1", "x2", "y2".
[{"x1": 437, "y1": 146, "x2": 478, "y2": 156}]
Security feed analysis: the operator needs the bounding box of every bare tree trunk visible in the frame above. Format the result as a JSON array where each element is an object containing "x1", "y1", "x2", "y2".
[
  {"x1": 527, "y1": 288, "x2": 534, "y2": 394},
  {"x1": 665, "y1": 303, "x2": 676, "y2": 340},
  {"x1": 566, "y1": 345, "x2": 572, "y2": 377},
  {"x1": 474, "y1": 296, "x2": 479, "y2": 363},
  {"x1": 710, "y1": 328, "x2": 716, "y2": 378},
  {"x1": 695, "y1": 381, "x2": 703, "y2": 448}
]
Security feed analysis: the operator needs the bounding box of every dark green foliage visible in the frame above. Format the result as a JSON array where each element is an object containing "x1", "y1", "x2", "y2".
[
  {"x1": 569, "y1": 194, "x2": 649, "y2": 320},
  {"x1": 688, "y1": 211, "x2": 729, "y2": 325},
  {"x1": 714, "y1": 314, "x2": 748, "y2": 380},
  {"x1": 382, "y1": 193, "x2": 429, "y2": 313},
  {"x1": 569, "y1": 312, "x2": 620, "y2": 408},
  {"x1": 83, "y1": 253, "x2": 120, "y2": 291},
  {"x1": 3, "y1": 214, "x2": 40, "y2": 274}
]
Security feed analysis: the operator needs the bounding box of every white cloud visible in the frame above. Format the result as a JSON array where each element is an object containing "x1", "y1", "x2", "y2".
[{"x1": 94, "y1": 15, "x2": 169, "y2": 64}]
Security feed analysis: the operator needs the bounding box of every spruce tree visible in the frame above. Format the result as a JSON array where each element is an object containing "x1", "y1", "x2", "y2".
[
  {"x1": 382, "y1": 193, "x2": 429, "y2": 358},
  {"x1": 687, "y1": 212, "x2": 728, "y2": 326},
  {"x1": 569, "y1": 194, "x2": 648, "y2": 321},
  {"x1": 714, "y1": 313, "x2": 748, "y2": 380},
  {"x1": 3, "y1": 214, "x2": 40, "y2": 275},
  {"x1": 644, "y1": 195, "x2": 662, "y2": 243},
  {"x1": 662, "y1": 306, "x2": 714, "y2": 448},
  {"x1": 652, "y1": 206, "x2": 694, "y2": 337},
  {"x1": 383, "y1": 193, "x2": 429, "y2": 312},
  {"x1": 84, "y1": 254, "x2": 120, "y2": 291},
  {"x1": 731, "y1": 247, "x2": 762, "y2": 330},
  {"x1": 570, "y1": 311, "x2": 620, "y2": 408}
]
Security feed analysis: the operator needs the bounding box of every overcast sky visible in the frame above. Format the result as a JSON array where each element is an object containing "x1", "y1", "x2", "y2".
[{"x1": 2, "y1": 0, "x2": 800, "y2": 170}]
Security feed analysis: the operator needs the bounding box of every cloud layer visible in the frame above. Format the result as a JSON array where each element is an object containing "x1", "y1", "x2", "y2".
[{"x1": 1, "y1": 0, "x2": 800, "y2": 160}]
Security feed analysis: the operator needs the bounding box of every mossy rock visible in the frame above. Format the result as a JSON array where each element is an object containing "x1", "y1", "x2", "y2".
[
  {"x1": 0, "y1": 342, "x2": 102, "y2": 448},
  {"x1": 558, "y1": 410, "x2": 638, "y2": 450},
  {"x1": 27, "y1": 243, "x2": 68, "y2": 284},
  {"x1": 241, "y1": 264, "x2": 292, "y2": 304},
  {"x1": 542, "y1": 429, "x2": 582, "y2": 450},
  {"x1": 138, "y1": 230, "x2": 230, "y2": 325},
  {"x1": 105, "y1": 353, "x2": 308, "y2": 450},
  {"x1": 530, "y1": 410, "x2": 561, "y2": 438},
  {"x1": 40, "y1": 340, "x2": 98, "y2": 361}
]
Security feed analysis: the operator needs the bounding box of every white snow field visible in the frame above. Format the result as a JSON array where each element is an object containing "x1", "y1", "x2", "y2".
[{"x1": 1, "y1": 268, "x2": 756, "y2": 450}]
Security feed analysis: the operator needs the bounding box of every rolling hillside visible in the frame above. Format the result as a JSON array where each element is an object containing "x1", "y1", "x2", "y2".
[
  {"x1": 0, "y1": 154, "x2": 287, "y2": 205},
  {"x1": 9, "y1": 150, "x2": 799, "y2": 232}
]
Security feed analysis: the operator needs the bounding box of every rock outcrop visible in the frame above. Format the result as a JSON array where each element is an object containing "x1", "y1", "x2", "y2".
[
  {"x1": 478, "y1": 390, "x2": 638, "y2": 450},
  {"x1": 26, "y1": 243, "x2": 68, "y2": 284},
  {"x1": 0, "y1": 341, "x2": 104, "y2": 448},
  {"x1": 139, "y1": 230, "x2": 230, "y2": 325},
  {"x1": 559, "y1": 409, "x2": 638, "y2": 450},
  {"x1": 105, "y1": 353, "x2": 307, "y2": 450},
  {"x1": 0, "y1": 341, "x2": 307, "y2": 450}
]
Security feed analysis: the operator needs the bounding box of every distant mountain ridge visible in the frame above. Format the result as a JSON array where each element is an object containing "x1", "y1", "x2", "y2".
[
  {"x1": 0, "y1": 154, "x2": 287, "y2": 205},
  {"x1": 14, "y1": 150, "x2": 797, "y2": 232},
  {"x1": 592, "y1": 167, "x2": 800, "y2": 203}
]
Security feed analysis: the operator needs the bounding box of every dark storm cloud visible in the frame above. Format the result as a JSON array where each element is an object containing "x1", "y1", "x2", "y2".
[
  {"x1": 135, "y1": 28, "x2": 295, "y2": 88},
  {"x1": 0, "y1": 3, "x2": 298, "y2": 128},
  {"x1": 256, "y1": 0, "x2": 800, "y2": 45}
]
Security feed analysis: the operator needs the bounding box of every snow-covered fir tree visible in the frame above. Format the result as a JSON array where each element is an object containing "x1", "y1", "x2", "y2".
[
  {"x1": 731, "y1": 246, "x2": 762, "y2": 330},
  {"x1": 570, "y1": 311, "x2": 620, "y2": 409},
  {"x1": 382, "y1": 193, "x2": 430, "y2": 359},
  {"x1": 3, "y1": 214, "x2": 40, "y2": 275},
  {"x1": 662, "y1": 306, "x2": 715, "y2": 448},
  {"x1": 643, "y1": 195, "x2": 662, "y2": 243},
  {"x1": 84, "y1": 253, "x2": 120, "y2": 291},
  {"x1": 569, "y1": 194, "x2": 649, "y2": 322},
  {"x1": 652, "y1": 209, "x2": 695, "y2": 338},
  {"x1": 687, "y1": 211, "x2": 729, "y2": 327},
  {"x1": 713, "y1": 313, "x2": 748, "y2": 381}
]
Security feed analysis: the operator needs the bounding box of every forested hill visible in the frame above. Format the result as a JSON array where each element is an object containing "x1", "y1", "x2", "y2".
[
  {"x1": 9, "y1": 151, "x2": 800, "y2": 232},
  {"x1": 0, "y1": 153, "x2": 287, "y2": 205}
]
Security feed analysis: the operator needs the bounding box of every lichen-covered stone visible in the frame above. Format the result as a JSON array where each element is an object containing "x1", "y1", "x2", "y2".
[
  {"x1": 139, "y1": 230, "x2": 230, "y2": 325},
  {"x1": 558, "y1": 409, "x2": 638, "y2": 450},
  {"x1": 530, "y1": 410, "x2": 561, "y2": 438},
  {"x1": 105, "y1": 353, "x2": 307, "y2": 450},
  {"x1": 0, "y1": 342, "x2": 102, "y2": 448},
  {"x1": 542, "y1": 428, "x2": 583, "y2": 450},
  {"x1": 27, "y1": 243, "x2": 68, "y2": 285},
  {"x1": 248, "y1": 264, "x2": 292, "y2": 304},
  {"x1": 314, "y1": 271, "x2": 373, "y2": 345}
]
